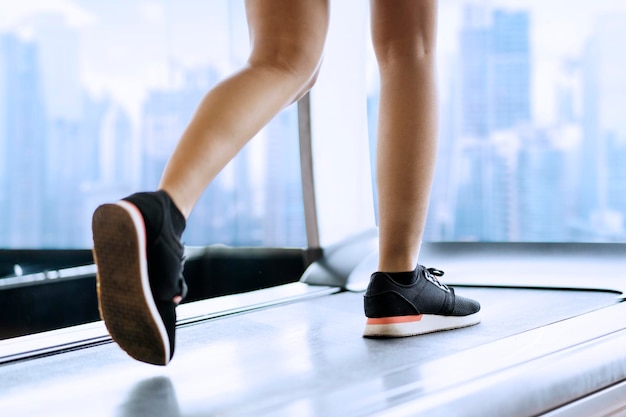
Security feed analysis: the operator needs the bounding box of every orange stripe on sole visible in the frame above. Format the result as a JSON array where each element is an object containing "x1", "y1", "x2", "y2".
[{"x1": 366, "y1": 315, "x2": 423, "y2": 325}]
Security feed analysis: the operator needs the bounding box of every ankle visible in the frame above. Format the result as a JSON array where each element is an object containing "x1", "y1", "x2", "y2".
[
  {"x1": 158, "y1": 190, "x2": 186, "y2": 237},
  {"x1": 384, "y1": 269, "x2": 418, "y2": 285},
  {"x1": 378, "y1": 259, "x2": 417, "y2": 273}
]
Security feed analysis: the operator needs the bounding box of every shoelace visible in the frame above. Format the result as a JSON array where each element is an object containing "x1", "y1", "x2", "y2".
[{"x1": 425, "y1": 267, "x2": 449, "y2": 290}]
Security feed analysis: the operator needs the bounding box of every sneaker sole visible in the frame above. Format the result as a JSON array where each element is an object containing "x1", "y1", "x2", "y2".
[
  {"x1": 92, "y1": 201, "x2": 170, "y2": 365},
  {"x1": 362, "y1": 312, "x2": 481, "y2": 338}
]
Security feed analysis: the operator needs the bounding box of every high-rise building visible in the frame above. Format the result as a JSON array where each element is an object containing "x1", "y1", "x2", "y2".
[
  {"x1": 459, "y1": 5, "x2": 531, "y2": 137},
  {"x1": 43, "y1": 118, "x2": 82, "y2": 247},
  {"x1": 490, "y1": 10, "x2": 531, "y2": 130},
  {"x1": 453, "y1": 5, "x2": 531, "y2": 241},
  {"x1": 517, "y1": 133, "x2": 569, "y2": 241},
  {"x1": 459, "y1": 5, "x2": 491, "y2": 138},
  {"x1": 0, "y1": 34, "x2": 46, "y2": 247},
  {"x1": 453, "y1": 141, "x2": 513, "y2": 241},
  {"x1": 579, "y1": 16, "x2": 626, "y2": 238},
  {"x1": 0, "y1": 36, "x2": 7, "y2": 244},
  {"x1": 31, "y1": 14, "x2": 82, "y2": 121},
  {"x1": 604, "y1": 133, "x2": 626, "y2": 240}
]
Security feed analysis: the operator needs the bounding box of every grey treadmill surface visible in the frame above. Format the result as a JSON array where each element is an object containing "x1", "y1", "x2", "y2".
[{"x1": 0, "y1": 286, "x2": 622, "y2": 417}]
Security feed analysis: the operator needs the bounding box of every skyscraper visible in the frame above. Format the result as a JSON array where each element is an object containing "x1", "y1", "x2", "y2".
[
  {"x1": 459, "y1": 5, "x2": 491, "y2": 138},
  {"x1": 453, "y1": 5, "x2": 531, "y2": 241},
  {"x1": 579, "y1": 16, "x2": 626, "y2": 239},
  {"x1": 0, "y1": 34, "x2": 46, "y2": 247},
  {"x1": 517, "y1": 133, "x2": 568, "y2": 241},
  {"x1": 0, "y1": 36, "x2": 7, "y2": 244},
  {"x1": 490, "y1": 10, "x2": 531, "y2": 130}
]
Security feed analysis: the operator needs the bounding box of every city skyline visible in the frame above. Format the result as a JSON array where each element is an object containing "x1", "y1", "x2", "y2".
[{"x1": 1, "y1": 1, "x2": 626, "y2": 248}]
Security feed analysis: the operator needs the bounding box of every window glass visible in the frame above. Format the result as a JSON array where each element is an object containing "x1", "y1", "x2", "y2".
[
  {"x1": 0, "y1": 1, "x2": 305, "y2": 249},
  {"x1": 3, "y1": 1, "x2": 626, "y2": 250},
  {"x1": 366, "y1": 1, "x2": 626, "y2": 242}
]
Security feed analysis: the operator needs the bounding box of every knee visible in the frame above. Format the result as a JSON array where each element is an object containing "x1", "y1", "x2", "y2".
[
  {"x1": 373, "y1": 36, "x2": 435, "y2": 70},
  {"x1": 291, "y1": 62, "x2": 322, "y2": 103},
  {"x1": 371, "y1": 1, "x2": 437, "y2": 69},
  {"x1": 248, "y1": 41, "x2": 323, "y2": 91}
]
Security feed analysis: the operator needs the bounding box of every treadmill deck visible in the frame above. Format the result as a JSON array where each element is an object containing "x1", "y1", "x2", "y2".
[{"x1": 0, "y1": 286, "x2": 622, "y2": 417}]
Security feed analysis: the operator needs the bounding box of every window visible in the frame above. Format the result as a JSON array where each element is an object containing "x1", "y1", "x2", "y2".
[
  {"x1": 366, "y1": 1, "x2": 626, "y2": 242},
  {"x1": 2, "y1": 1, "x2": 626, "y2": 250},
  {"x1": 0, "y1": 1, "x2": 305, "y2": 249}
]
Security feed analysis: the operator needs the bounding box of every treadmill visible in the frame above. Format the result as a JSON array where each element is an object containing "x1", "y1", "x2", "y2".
[
  {"x1": 1, "y1": 238, "x2": 625, "y2": 417},
  {"x1": 3, "y1": 13, "x2": 626, "y2": 413}
]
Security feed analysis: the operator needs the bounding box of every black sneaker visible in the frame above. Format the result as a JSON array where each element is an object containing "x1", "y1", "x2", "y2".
[
  {"x1": 92, "y1": 190, "x2": 187, "y2": 365},
  {"x1": 363, "y1": 265, "x2": 480, "y2": 337}
]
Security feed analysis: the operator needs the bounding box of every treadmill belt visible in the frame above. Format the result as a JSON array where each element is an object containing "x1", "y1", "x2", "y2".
[{"x1": 0, "y1": 287, "x2": 620, "y2": 417}]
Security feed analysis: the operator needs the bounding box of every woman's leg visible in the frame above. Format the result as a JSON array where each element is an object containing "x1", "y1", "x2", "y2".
[
  {"x1": 364, "y1": 1, "x2": 480, "y2": 338},
  {"x1": 93, "y1": 0, "x2": 329, "y2": 365},
  {"x1": 370, "y1": 0, "x2": 438, "y2": 272},
  {"x1": 159, "y1": 0, "x2": 330, "y2": 219}
]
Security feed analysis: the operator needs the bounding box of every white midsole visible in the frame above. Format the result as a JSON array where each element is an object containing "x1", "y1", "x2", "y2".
[{"x1": 363, "y1": 312, "x2": 481, "y2": 337}]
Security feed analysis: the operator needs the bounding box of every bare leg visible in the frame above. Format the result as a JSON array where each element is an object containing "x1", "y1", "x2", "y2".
[
  {"x1": 364, "y1": 2, "x2": 480, "y2": 338},
  {"x1": 93, "y1": 1, "x2": 329, "y2": 365},
  {"x1": 159, "y1": 0, "x2": 329, "y2": 219},
  {"x1": 371, "y1": 0, "x2": 438, "y2": 272}
]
